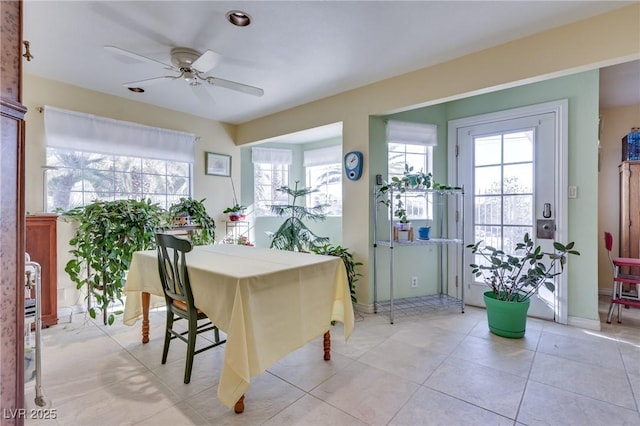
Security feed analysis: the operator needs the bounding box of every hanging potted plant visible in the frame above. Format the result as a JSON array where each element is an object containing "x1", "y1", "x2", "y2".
[
  {"x1": 223, "y1": 204, "x2": 247, "y2": 221},
  {"x1": 223, "y1": 177, "x2": 247, "y2": 221},
  {"x1": 467, "y1": 233, "x2": 579, "y2": 338}
]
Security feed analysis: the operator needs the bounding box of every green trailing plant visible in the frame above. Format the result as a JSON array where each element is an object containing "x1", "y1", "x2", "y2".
[
  {"x1": 376, "y1": 164, "x2": 433, "y2": 221},
  {"x1": 394, "y1": 205, "x2": 409, "y2": 224},
  {"x1": 63, "y1": 199, "x2": 165, "y2": 325},
  {"x1": 168, "y1": 197, "x2": 216, "y2": 245},
  {"x1": 268, "y1": 181, "x2": 330, "y2": 252},
  {"x1": 467, "y1": 233, "x2": 580, "y2": 302},
  {"x1": 312, "y1": 244, "x2": 361, "y2": 303}
]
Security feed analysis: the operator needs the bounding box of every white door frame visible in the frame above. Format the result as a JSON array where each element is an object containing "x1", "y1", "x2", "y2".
[{"x1": 447, "y1": 99, "x2": 569, "y2": 324}]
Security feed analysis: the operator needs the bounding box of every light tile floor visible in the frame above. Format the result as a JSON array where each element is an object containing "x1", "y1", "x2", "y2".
[{"x1": 25, "y1": 296, "x2": 640, "y2": 425}]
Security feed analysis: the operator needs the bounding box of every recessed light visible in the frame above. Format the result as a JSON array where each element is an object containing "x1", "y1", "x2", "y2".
[
  {"x1": 226, "y1": 10, "x2": 251, "y2": 27},
  {"x1": 128, "y1": 87, "x2": 145, "y2": 93}
]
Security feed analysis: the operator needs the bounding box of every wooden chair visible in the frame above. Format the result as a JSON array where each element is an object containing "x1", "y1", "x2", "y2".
[
  {"x1": 604, "y1": 232, "x2": 640, "y2": 324},
  {"x1": 155, "y1": 233, "x2": 225, "y2": 383}
]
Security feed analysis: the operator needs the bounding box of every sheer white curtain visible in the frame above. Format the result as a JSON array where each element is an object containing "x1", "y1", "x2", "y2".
[{"x1": 44, "y1": 106, "x2": 196, "y2": 163}]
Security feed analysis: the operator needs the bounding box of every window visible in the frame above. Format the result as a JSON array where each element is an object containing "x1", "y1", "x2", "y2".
[
  {"x1": 386, "y1": 120, "x2": 437, "y2": 221},
  {"x1": 473, "y1": 130, "x2": 534, "y2": 255},
  {"x1": 306, "y1": 164, "x2": 342, "y2": 215},
  {"x1": 43, "y1": 106, "x2": 195, "y2": 212},
  {"x1": 388, "y1": 143, "x2": 434, "y2": 219},
  {"x1": 252, "y1": 147, "x2": 292, "y2": 216},
  {"x1": 304, "y1": 145, "x2": 342, "y2": 216},
  {"x1": 45, "y1": 148, "x2": 191, "y2": 211}
]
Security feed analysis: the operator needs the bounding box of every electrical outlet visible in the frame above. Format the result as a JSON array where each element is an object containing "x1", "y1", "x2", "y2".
[{"x1": 411, "y1": 276, "x2": 418, "y2": 288}]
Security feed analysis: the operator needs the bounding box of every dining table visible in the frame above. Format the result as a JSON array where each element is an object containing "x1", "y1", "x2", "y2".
[{"x1": 122, "y1": 243, "x2": 354, "y2": 412}]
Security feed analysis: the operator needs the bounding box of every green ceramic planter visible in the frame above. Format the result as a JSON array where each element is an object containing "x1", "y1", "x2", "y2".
[{"x1": 483, "y1": 291, "x2": 531, "y2": 338}]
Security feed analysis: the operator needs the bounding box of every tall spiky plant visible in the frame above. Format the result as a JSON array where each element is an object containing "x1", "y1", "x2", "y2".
[{"x1": 268, "y1": 181, "x2": 330, "y2": 252}]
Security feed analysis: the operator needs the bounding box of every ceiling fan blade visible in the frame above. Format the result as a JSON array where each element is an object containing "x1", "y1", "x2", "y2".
[
  {"x1": 205, "y1": 77, "x2": 264, "y2": 97},
  {"x1": 105, "y1": 45, "x2": 174, "y2": 70},
  {"x1": 192, "y1": 50, "x2": 221, "y2": 73},
  {"x1": 123, "y1": 75, "x2": 181, "y2": 87},
  {"x1": 191, "y1": 84, "x2": 216, "y2": 105}
]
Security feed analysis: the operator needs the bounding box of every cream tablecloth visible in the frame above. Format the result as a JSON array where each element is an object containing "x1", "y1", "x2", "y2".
[{"x1": 123, "y1": 244, "x2": 354, "y2": 408}]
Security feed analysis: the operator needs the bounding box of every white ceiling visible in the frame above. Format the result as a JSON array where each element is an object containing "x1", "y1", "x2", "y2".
[{"x1": 23, "y1": 1, "x2": 638, "y2": 127}]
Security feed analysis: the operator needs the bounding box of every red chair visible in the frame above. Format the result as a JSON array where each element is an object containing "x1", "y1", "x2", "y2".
[{"x1": 604, "y1": 232, "x2": 640, "y2": 323}]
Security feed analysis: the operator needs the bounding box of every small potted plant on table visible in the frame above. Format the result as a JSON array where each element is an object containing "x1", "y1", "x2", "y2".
[{"x1": 467, "y1": 233, "x2": 579, "y2": 338}]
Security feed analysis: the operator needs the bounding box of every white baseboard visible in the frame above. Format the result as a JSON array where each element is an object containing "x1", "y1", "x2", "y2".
[
  {"x1": 353, "y1": 302, "x2": 374, "y2": 314},
  {"x1": 57, "y1": 304, "x2": 85, "y2": 324},
  {"x1": 567, "y1": 315, "x2": 601, "y2": 331}
]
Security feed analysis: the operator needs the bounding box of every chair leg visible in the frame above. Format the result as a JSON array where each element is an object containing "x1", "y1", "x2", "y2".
[
  {"x1": 184, "y1": 316, "x2": 197, "y2": 384},
  {"x1": 617, "y1": 303, "x2": 622, "y2": 323},
  {"x1": 162, "y1": 311, "x2": 174, "y2": 364},
  {"x1": 606, "y1": 302, "x2": 615, "y2": 324}
]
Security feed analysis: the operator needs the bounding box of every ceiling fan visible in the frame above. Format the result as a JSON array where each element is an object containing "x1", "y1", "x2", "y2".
[{"x1": 104, "y1": 45, "x2": 264, "y2": 98}]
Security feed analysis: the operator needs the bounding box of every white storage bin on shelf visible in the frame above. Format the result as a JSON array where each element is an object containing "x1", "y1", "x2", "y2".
[{"x1": 373, "y1": 184, "x2": 465, "y2": 324}]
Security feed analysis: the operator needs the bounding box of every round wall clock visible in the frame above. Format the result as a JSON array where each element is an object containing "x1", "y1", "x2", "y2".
[{"x1": 344, "y1": 151, "x2": 363, "y2": 181}]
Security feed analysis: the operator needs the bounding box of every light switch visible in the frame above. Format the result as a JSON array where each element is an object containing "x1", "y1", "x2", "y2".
[{"x1": 568, "y1": 186, "x2": 577, "y2": 199}]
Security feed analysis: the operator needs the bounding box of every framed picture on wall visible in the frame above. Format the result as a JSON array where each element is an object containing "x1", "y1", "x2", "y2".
[{"x1": 205, "y1": 152, "x2": 231, "y2": 177}]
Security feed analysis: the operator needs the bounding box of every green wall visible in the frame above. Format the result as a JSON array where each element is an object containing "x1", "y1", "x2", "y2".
[
  {"x1": 369, "y1": 70, "x2": 600, "y2": 321},
  {"x1": 240, "y1": 138, "x2": 343, "y2": 249}
]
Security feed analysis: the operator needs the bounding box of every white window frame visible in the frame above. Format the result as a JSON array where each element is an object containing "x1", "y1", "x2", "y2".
[
  {"x1": 304, "y1": 145, "x2": 342, "y2": 216},
  {"x1": 45, "y1": 148, "x2": 192, "y2": 212}
]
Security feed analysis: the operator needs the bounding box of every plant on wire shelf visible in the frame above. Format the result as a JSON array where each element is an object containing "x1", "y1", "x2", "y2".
[
  {"x1": 63, "y1": 199, "x2": 166, "y2": 325},
  {"x1": 168, "y1": 197, "x2": 216, "y2": 245},
  {"x1": 268, "y1": 181, "x2": 330, "y2": 252}
]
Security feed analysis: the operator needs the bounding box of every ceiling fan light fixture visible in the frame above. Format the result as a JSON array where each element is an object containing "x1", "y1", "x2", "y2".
[
  {"x1": 182, "y1": 70, "x2": 195, "y2": 83},
  {"x1": 226, "y1": 10, "x2": 251, "y2": 27}
]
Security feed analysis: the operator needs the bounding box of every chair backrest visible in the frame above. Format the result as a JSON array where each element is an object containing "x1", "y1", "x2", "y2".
[
  {"x1": 604, "y1": 232, "x2": 613, "y2": 252},
  {"x1": 156, "y1": 233, "x2": 195, "y2": 308},
  {"x1": 604, "y1": 231, "x2": 616, "y2": 270}
]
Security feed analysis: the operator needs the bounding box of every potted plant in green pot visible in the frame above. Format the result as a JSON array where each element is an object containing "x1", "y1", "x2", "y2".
[{"x1": 467, "y1": 233, "x2": 579, "y2": 338}]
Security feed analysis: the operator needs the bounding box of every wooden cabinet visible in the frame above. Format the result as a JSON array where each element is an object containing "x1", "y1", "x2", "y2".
[
  {"x1": 619, "y1": 161, "x2": 640, "y2": 275},
  {"x1": 26, "y1": 215, "x2": 58, "y2": 327}
]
